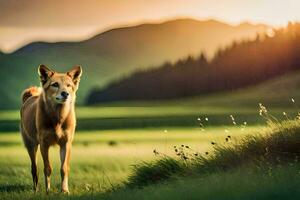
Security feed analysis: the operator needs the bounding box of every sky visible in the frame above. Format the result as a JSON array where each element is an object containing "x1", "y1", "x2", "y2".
[{"x1": 1, "y1": 0, "x2": 300, "y2": 53}]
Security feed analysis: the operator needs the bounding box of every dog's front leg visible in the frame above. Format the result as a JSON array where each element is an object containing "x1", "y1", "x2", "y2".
[
  {"x1": 40, "y1": 142, "x2": 52, "y2": 194},
  {"x1": 60, "y1": 141, "x2": 72, "y2": 193}
]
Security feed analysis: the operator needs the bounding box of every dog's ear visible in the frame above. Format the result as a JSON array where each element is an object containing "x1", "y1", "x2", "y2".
[
  {"x1": 67, "y1": 65, "x2": 82, "y2": 86},
  {"x1": 38, "y1": 65, "x2": 54, "y2": 85}
]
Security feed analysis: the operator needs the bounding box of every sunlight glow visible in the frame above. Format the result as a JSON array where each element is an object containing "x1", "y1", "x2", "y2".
[{"x1": 1, "y1": 0, "x2": 300, "y2": 52}]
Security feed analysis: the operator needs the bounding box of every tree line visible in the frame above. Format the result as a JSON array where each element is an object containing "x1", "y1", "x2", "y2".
[{"x1": 86, "y1": 23, "x2": 300, "y2": 104}]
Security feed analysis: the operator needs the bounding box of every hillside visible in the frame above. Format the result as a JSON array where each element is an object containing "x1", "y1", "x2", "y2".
[
  {"x1": 0, "y1": 19, "x2": 267, "y2": 109},
  {"x1": 84, "y1": 68, "x2": 300, "y2": 110},
  {"x1": 98, "y1": 68, "x2": 300, "y2": 109},
  {"x1": 2, "y1": 69, "x2": 300, "y2": 133},
  {"x1": 192, "y1": 69, "x2": 300, "y2": 108},
  {"x1": 87, "y1": 23, "x2": 300, "y2": 105}
]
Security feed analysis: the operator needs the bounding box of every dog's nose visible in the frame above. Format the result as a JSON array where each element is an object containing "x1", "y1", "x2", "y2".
[{"x1": 61, "y1": 91, "x2": 69, "y2": 98}]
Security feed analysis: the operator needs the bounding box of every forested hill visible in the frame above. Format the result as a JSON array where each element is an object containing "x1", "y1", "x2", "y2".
[{"x1": 86, "y1": 23, "x2": 300, "y2": 104}]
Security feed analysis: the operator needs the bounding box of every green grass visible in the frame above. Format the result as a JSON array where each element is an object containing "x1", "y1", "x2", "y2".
[
  {"x1": 0, "y1": 126, "x2": 263, "y2": 199},
  {"x1": 0, "y1": 105, "x2": 259, "y2": 121},
  {"x1": 1, "y1": 119, "x2": 300, "y2": 199},
  {"x1": 0, "y1": 103, "x2": 297, "y2": 132},
  {"x1": 0, "y1": 121, "x2": 295, "y2": 200},
  {"x1": 116, "y1": 120, "x2": 300, "y2": 200},
  {"x1": 103, "y1": 165, "x2": 300, "y2": 200}
]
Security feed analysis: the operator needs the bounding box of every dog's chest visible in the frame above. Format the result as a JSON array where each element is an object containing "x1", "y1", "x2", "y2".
[
  {"x1": 54, "y1": 123, "x2": 73, "y2": 143},
  {"x1": 42, "y1": 124, "x2": 70, "y2": 145}
]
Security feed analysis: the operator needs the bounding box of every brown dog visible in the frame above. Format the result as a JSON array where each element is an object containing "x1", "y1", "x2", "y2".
[{"x1": 20, "y1": 65, "x2": 82, "y2": 193}]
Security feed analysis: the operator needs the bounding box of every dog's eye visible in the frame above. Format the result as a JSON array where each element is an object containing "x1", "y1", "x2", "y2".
[
  {"x1": 51, "y1": 82, "x2": 59, "y2": 87},
  {"x1": 67, "y1": 84, "x2": 71, "y2": 87}
]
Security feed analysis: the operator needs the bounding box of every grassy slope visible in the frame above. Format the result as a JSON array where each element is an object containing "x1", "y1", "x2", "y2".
[
  {"x1": 103, "y1": 165, "x2": 300, "y2": 200},
  {"x1": 102, "y1": 120, "x2": 300, "y2": 200}
]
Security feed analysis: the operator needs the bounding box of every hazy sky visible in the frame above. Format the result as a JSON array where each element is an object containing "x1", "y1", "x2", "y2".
[{"x1": 1, "y1": 0, "x2": 300, "y2": 53}]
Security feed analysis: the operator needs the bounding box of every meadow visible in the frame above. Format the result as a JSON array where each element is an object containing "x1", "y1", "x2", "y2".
[
  {"x1": 0, "y1": 126, "x2": 264, "y2": 200},
  {"x1": 1, "y1": 78, "x2": 300, "y2": 199},
  {"x1": 1, "y1": 13, "x2": 300, "y2": 200}
]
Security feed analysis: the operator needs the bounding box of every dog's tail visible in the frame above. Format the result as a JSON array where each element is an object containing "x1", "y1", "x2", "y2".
[{"x1": 21, "y1": 86, "x2": 41, "y2": 103}]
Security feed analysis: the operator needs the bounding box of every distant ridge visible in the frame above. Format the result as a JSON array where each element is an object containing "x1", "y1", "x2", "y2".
[
  {"x1": 86, "y1": 23, "x2": 300, "y2": 104},
  {"x1": 0, "y1": 18, "x2": 268, "y2": 109}
]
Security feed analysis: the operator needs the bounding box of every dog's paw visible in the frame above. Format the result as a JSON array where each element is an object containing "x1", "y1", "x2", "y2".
[{"x1": 61, "y1": 189, "x2": 70, "y2": 194}]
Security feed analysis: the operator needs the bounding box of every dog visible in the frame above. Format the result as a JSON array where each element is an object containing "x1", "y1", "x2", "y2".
[{"x1": 20, "y1": 65, "x2": 82, "y2": 193}]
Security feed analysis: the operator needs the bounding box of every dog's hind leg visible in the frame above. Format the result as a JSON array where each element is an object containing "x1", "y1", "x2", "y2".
[
  {"x1": 40, "y1": 143, "x2": 52, "y2": 194},
  {"x1": 21, "y1": 129, "x2": 39, "y2": 192},
  {"x1": 26, "y1": 144, "x2": 39, "y2": 192}
]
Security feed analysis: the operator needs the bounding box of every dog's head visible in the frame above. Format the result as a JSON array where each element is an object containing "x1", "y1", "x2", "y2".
[{"x1": 38, "y1": 65, "x2": 82, "y2": 104}]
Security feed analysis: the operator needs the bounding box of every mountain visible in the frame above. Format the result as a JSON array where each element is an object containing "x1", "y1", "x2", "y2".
[
  {"x1": 86, "y1": 23, "x2": 300, "y2": 104},
  {"x1": 0, "y1": 18, "x2": 268, "y2": 109}
]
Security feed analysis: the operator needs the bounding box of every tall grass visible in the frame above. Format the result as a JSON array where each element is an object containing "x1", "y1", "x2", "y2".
[
  {"x1": 127, "y1": 118, "x2": 300, "y2": 187},
  {"x1": 105, "y1": 164, "x2": 300, "y2": 200}
]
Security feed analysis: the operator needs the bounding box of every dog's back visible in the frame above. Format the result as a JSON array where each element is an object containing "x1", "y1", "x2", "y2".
[{"x1": 20, "y1": 86, "x2": 41, "y2": 147}]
